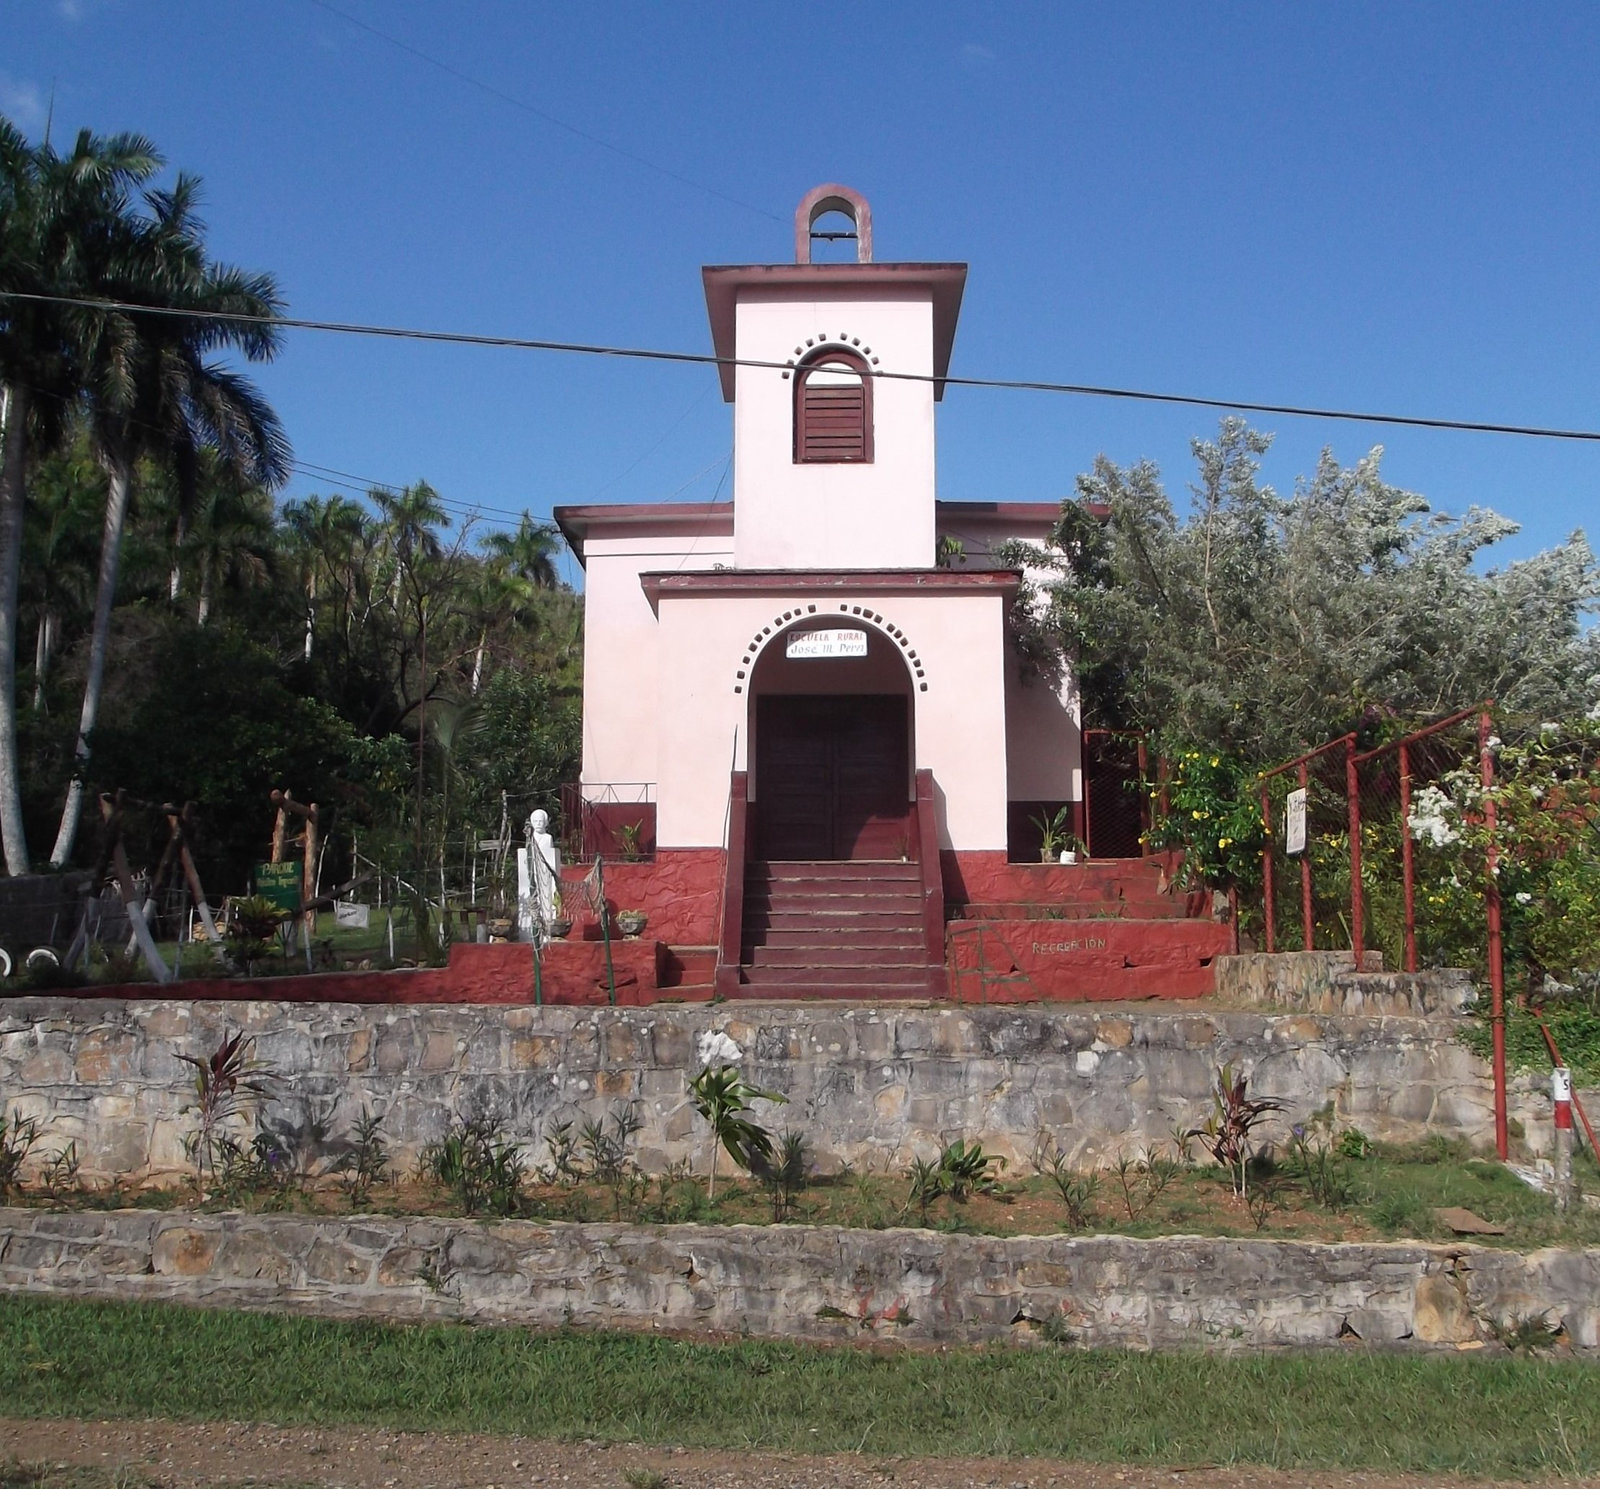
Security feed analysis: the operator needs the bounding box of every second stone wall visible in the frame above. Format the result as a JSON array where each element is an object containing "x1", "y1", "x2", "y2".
[
  {"x1": 0, "y1": 995, "x2": 1549, "y2": 1185},
  {"x1": 3, "y1": 1207, "x2": 1597, "y2": 1351}
]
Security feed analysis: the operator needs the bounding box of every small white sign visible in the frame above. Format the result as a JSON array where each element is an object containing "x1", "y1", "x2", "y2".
[
  {"x1": 334, "y1": 900, "x2": 371, "y2": 930},
  {"x1": 785, "y1": 628, "x2": 868, "y2": 660},
  {"x1": 1285, "y1": 788, "x2": 1308, "y2": 856}
]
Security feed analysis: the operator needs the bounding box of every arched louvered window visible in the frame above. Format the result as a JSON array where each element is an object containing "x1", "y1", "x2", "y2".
[{"x1": 794, "y1": 347, "x2": 873, "y2": 464}]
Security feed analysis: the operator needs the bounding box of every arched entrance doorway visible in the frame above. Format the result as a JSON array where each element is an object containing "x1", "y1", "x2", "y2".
[{"x1": 748, "y1": 620, "x2": 915, "y2": 860}]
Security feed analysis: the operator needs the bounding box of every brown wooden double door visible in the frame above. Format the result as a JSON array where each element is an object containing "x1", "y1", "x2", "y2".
[{"x1": 755, "y1": 695, "x2": 910, "y2": 860}]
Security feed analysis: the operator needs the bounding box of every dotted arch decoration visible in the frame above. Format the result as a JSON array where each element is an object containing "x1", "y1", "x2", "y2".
[
  {"x1": 779, "y1": 333, "x2": 881, "y2": 379},
  {"x1": 732, "y1": 604, "x2": 928, "y2": 694}
]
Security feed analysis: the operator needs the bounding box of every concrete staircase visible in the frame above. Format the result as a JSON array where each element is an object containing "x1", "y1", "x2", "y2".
[{"x1": 736, "y1": 860, "x2": 929, "y2": 999}]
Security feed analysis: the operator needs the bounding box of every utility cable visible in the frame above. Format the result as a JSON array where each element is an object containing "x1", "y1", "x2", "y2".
[
  {"x1": 6, "y1": 289, "x2": 1600, "y2": 443},
  {"x1": 303, "y1": 0, "x2": 784, "y2": 223}
]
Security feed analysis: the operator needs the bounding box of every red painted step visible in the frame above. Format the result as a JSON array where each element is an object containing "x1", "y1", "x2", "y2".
[{"x1": 738, "y1": 858, "x2": 934, "y2": 999}]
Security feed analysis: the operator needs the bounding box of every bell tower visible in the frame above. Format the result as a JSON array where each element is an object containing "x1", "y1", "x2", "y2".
[{"x1": 702, "y1": 185, "x2": 967, "y2": 571}]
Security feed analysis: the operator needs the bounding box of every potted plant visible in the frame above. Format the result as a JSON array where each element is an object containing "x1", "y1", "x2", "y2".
[
  {"x1": 1031, "y1": 806, "x2": 1080, "y2": 865},
  {"x1": 615, "y1": 909, "x2": 648, "y2": 939},
  {"x1": 615, "y1": 821, "x2": 645, "y2": 862}
]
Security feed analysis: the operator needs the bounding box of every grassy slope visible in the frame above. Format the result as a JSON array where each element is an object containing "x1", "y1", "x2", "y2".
[{"x1": 3, "y1": 1296, "x2": 1598, "y2": 1478}]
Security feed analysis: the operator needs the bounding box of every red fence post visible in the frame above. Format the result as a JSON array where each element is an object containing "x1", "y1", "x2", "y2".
[
  {"x1": 1261, "y1": 783, "x2": 1276, "y2": 953},
  {"x1": 1137, "y1": 739, "x2": 1151, "y2": 855},
  {"x1": 1346, "y1": 735, "x2": 1364, "y2": 963},
  {"x1": 1398, "y1": 739, "x2": 1418, "y2": 973},
  {"x1": 1298, "y1": 760, "x2": 1313, "y2": 951},
  {"x1": 1480, "y1": 712, "x2": 1508, "y2": 1159}
]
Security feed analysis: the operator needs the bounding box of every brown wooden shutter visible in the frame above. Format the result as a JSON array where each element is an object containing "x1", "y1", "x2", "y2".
[{"x1": 796, "y1": 354, "x2": 872, "y2": 463}]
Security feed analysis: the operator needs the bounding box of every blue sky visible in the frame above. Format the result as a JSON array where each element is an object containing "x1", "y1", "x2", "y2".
[{"x1": 6, "y1": 1, "x2": 1599, "y2": 589}]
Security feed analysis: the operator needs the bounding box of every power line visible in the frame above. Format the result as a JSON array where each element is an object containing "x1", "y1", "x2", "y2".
[
  {"x1": 302, "y1": 0, "x2": 784, "y2": 224},
  {"x1": 6, "y1": 289, "x2": 1600, "y2": 443}
]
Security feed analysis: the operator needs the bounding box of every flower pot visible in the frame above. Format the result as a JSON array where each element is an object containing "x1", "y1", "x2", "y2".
[
  {"x1": 615, "y1": 910, "x2": 648, "y2": 939},
  {"x1": 1059, "y1": 850, "x2": 1077, "y2": 865},
  {"x1": 548, "y1": 917, "x2": 572, "y2": 939}
]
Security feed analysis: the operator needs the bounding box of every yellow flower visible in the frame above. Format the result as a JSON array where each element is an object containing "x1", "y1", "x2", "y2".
[
  {"x1": 1192, "y1": 810, "x2": 1203, "y2": 819},
  {"x1": 1218, "y1": 837, "x2": 1232, "y2": 849},
  {"x1": 1210, "y1": 757, "x2": 1220, "y2": 767}
]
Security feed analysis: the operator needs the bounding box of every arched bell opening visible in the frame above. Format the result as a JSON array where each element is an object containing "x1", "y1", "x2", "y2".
[{"x1": 747, "y1": 618, "x2": 915, "y2": 861}]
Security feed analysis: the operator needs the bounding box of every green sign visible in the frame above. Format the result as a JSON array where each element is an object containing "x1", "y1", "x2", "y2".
[{"x1": 255, "y1": 861, "x2": 302, "y2": 912}]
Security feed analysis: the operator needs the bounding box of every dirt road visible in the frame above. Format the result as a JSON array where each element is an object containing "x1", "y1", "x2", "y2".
[{"x1": 5, "y1": 1418, "x2": 1591, "y2": 1489}]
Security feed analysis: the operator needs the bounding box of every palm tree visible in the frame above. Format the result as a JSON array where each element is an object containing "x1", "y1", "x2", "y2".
[
  {"x1": 480, "y1": 511, "x2": 561, "y2": 589},
  {"x1": 0, "y1": 119, "x2": 162, "y2": 873},
  {"x1": 470, "y1": 512, "x2": 561, "y2": 693},
  {"x1": 281, "y1": 492, "x2": 368, "y2": 661},
  {"x1": 48, "y1": 171, "x2": 290, "y2": 866},
  {"x1": 182, "y1": 457, "x2": 276, "y2": 625},
  {"x1": 20, "y1": 433, "x2": 101, "y2": 710},
  {"x1": 370, "y1": 481, "x2": 451, "y2": 872}
]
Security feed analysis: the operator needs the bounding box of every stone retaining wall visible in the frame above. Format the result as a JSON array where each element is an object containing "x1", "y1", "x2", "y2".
[
  {"x1": 2, "y1": 1207, "x2": 1595, "y2": 1351},
  {"x1": 1215, "y1": 952, "x2": 1476, "y2": 1018},
  {"x1": 0, "y1": 996, "x2": 1553, "y2": 1185}
]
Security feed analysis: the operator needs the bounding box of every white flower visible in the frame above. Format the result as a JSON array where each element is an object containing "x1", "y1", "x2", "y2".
[
  {"x1": 1407, "y1": 785, "x2": 1460, "y2": 848},
  {"x1": 1540, "y1": 722, "x2": 1561, "y2": 735},
  {"x1": 1515, "y1": 891, "x2": 1533, "y2": 905},
  {"x1": 1588, "y1": 699, "x2": 1600, "y2": 722},
  {"x1": 1485, "y1": 735, "x2": 1502, "y2": 753},
  {"x1": 696, "y1": 1030, "x2": 742, "y2": 1068}
]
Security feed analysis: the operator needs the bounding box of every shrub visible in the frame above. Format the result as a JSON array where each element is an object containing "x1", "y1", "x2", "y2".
[
  {"x1": 177, "y1": 1032, "x2": 275, "y2": 1196},
  {"x1": 422, "y1": 1118, "x2": 527, "y2": 1217},
  {"x1": 687, "y1": 1063, "x2": 786, "y2": 1200},
  {"x1": 1187, "y1": 1064, "x2": 1285, "y2": 1197}
]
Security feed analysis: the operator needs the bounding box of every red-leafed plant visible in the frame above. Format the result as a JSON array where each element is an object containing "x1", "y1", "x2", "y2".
[
  {"x1": 1187, "y1": 1062, "x2": 1285, "y2": 1198},
  {"x1": 178, "y1": 1031, "x2": 275, "y2": 1195}
]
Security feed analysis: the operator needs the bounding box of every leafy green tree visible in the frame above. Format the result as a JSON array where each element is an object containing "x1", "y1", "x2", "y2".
[
  {"x1": 1005, "y1": 418, "x2": 1600, "y2": 764},
  {"x1": 0, "y1": 117, "x2": 163, "y2": 873},
  {"x1": 49, "y1": 169, "x2": 289, "y2": 866},
  {"x1": 88, "y1": 620, "x2": 406, "y2": 889}
]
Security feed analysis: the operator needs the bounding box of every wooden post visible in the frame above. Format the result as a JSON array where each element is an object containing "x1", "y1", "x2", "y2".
[
  {"x1": 271, "y1": 790, "x2": 321, "y2": 939},
  {"x1": 164, "y1": 802, "x2": 221, "y2": 949},
  {"x1": 98, "y1": 792, "x2": 170, "y2": 983}
]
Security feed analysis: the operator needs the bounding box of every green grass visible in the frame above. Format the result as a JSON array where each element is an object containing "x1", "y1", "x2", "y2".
[{"x1": 3, "y1": 1295, "x2": 1599, "y2": 1477}]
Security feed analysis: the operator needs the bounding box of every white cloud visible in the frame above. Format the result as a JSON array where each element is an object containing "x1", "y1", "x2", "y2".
[
  {"x1": 960, "y1": 41, "x2": 997, "y2": 68},
  {"x1": 0, "y1": 73, "x2": 46, "y2": 130}
]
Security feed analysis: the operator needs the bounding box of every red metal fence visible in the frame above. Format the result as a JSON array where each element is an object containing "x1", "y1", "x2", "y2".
[{"x1": 1252, "y1": 706, "x2": 1508, "y2": 1155}]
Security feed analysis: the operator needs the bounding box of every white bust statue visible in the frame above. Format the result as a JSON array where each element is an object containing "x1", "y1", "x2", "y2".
[
  {"x1": 516, "y1": 808, "x2": 562, "y2": 940},
  {"x1": 528, "y1": 809, "x2": 560, "y2": 919}
]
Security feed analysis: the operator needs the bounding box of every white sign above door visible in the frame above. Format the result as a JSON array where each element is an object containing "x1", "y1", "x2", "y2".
[{"x1": 785, "y1": 628, "x2": 869, "y2": 660}]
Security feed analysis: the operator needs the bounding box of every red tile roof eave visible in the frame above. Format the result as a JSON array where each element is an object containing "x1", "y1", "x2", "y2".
[
  {"x1": 934, "y1": 500, "x2": 1063, "y2": 528},
  {"x1": 638, "y1": 566, "x2": 1020, "y2": 614},
  {"x1": 701, "y1": 262, "x2": 969, "y2": 403}
]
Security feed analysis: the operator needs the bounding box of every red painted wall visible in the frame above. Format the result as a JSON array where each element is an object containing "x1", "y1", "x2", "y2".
[
  {"x1": 941, "y1": 849, "x2": 1207, "y2": 917},
  {"x1": 947, "y1": 917, "x2": 1232, "y2": 1003},
  {"x1": 37, "y1": 940, "x2": 667, "y2": 1008},
  {"x1": 561, "y1": 848, "x2": 724, "y2": 946}
]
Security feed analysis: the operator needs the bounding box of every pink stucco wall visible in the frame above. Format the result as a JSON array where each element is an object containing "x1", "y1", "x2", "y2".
[
  {"x1": 651, "y1": 582, "x2": 1011, "y2": 851},
  {"x1": 936, "y1": 505, "x2": 1081, "y2": 804},
  {"x1": 732, "y1": 289, "x2": 937, "y2": 570},
  {"x1": 577, "y1": 524, "x2": 733, "y2": 792}
]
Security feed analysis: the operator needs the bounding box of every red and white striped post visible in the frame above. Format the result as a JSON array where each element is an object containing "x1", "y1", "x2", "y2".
[{"x1": 1553, "y1": 1066, "x2": 1574, "y2": 1213}]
